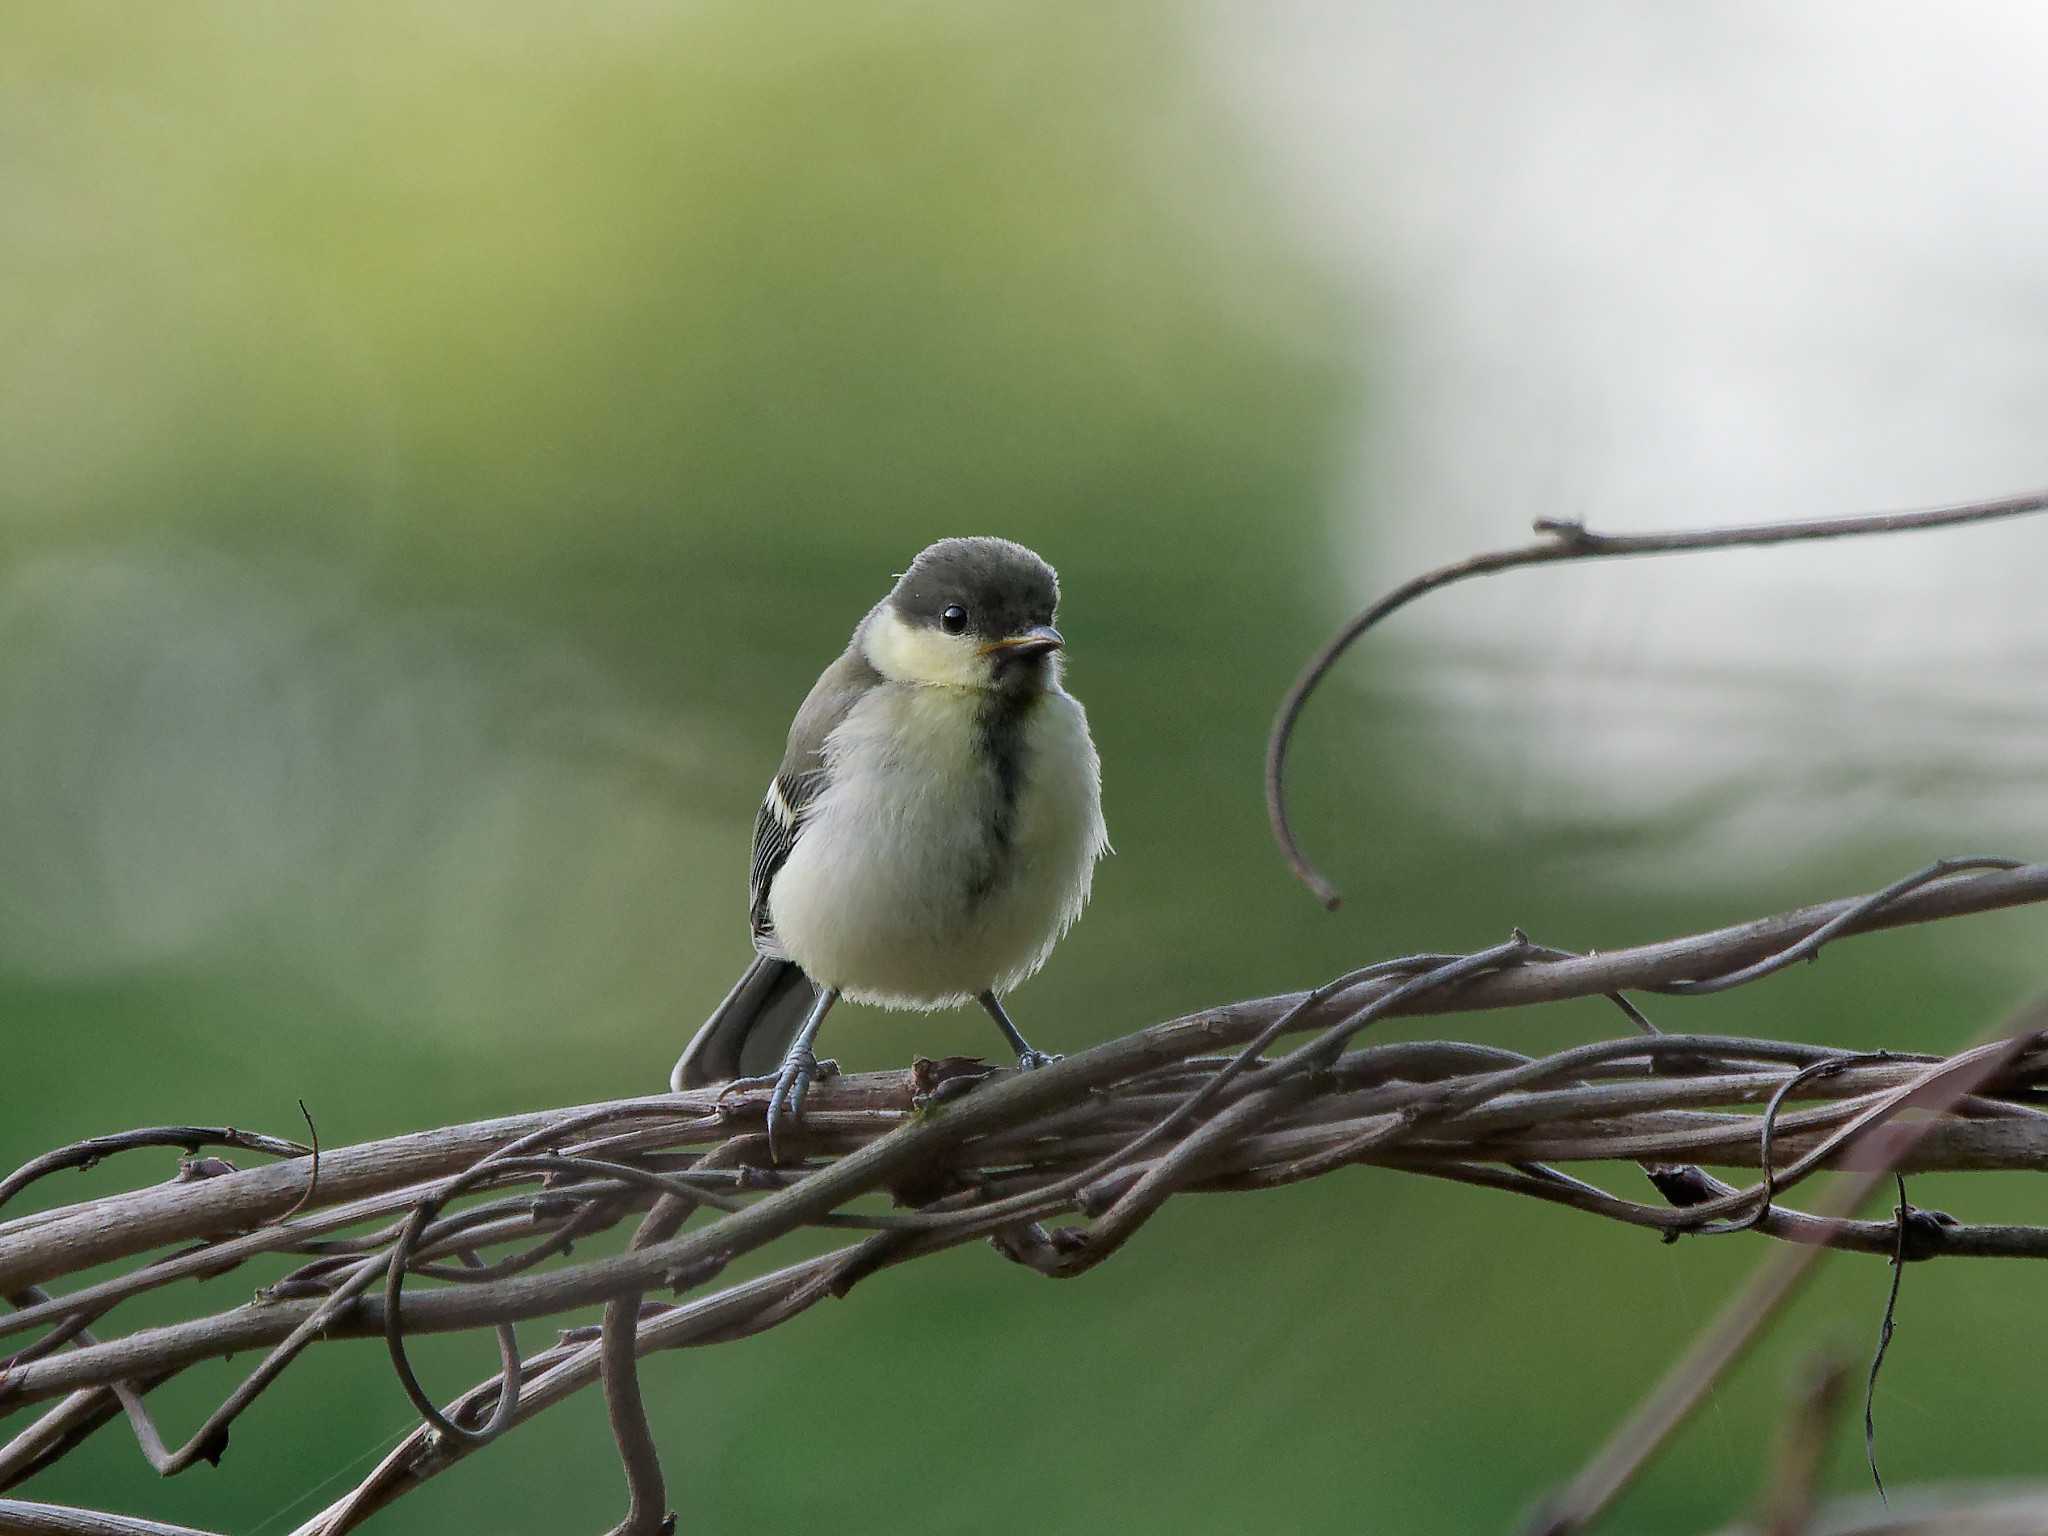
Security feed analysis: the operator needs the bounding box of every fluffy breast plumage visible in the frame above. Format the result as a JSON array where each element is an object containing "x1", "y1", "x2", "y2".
[{"x1": 766, "y1": 681, "x2": 1107, "y2": 1007}]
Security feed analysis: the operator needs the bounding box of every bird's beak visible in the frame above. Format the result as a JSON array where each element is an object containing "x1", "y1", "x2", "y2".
[{"x1": 980, "y1": 625, "x2": 1064, "y2": 661}]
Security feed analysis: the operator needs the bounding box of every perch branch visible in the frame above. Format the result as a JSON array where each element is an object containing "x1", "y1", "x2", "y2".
[
  {"x1": 1, "y1": 859, "x2": 2044, "y2": 1536},
  {"x1": 1521, "y1": 1005, "x2": 2048, "y2": 1535}
]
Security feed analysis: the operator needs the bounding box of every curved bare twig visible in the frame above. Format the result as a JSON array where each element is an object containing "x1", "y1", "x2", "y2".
[{"x1": 1264, "y1": 488, "x2": 2048, "y2": 908}]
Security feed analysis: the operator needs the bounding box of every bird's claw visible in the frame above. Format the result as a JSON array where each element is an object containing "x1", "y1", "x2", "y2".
[
  {"x1": 715, "y1": 1050, "x2": 840, "y2": 1160},
  {"x1": 763, "y1": 1049, "x2": 818, "y2": 1162},
  {"x1": 1015, "y1": 1049, "x2": 1062, "y2": 1072},
  {"x1": 714, "y1": 1072, "x2": 775, "y2": 1105}
]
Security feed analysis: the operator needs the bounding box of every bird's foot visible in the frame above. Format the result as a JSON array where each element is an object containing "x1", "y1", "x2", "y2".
[
  {"x1": 1015, "y1": 1049, "x2": 1063, "y2": 1072},
  {"x1": 717, "y1": 1051, "x2": 838, "y2": 1162}
]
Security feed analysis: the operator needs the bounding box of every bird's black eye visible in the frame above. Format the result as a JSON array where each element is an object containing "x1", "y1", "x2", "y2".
[{"x1": 940, "y1": 604, "x2": 968, "y2": 635}]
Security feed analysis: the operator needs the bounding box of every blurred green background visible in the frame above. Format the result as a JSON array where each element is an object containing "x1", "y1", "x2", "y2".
[{"x1": 4, "y1": 5, "x2": 2045, "y2": 1533}]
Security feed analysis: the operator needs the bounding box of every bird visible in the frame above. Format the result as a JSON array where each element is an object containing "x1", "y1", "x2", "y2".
[{"x1": 671, "y1": 536, "x2": 1109, "y2": 1155}]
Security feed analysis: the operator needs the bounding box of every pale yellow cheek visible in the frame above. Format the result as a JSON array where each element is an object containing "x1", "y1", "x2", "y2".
[{"x1": 861, "y1": 606, "x2": 989, "y2": 687}]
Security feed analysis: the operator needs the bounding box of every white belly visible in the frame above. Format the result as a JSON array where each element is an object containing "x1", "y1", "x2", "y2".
[{"x1": 768, "y1": 682, "x2": 1106, "y2": 1007}]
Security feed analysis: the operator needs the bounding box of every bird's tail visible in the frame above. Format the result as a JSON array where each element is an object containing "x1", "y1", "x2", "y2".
[{"x1": 671, "y1": 956, "x2": 817, "y2": 1090}]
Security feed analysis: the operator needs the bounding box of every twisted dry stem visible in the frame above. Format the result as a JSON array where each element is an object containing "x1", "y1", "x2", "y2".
[
  {"x1": 1, "y1": 860, "x2": 2046, "y2": 1535},
  {"x1": 1263, "y1": 486, "x2": 2048, "y2": 910}
]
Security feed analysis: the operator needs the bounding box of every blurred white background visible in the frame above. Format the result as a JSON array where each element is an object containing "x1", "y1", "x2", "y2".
[{"x1": 1213, "y1": 1, "x2": 2048, "y2": 865}]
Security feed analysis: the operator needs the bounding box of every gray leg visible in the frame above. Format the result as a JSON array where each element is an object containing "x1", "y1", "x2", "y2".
[
  {"x1": 722, "y1": 985, "x2": 840, "y2": 1162},
  {"x1": 977, "y1": 992, "x2": 1060, "y2": 1072}
]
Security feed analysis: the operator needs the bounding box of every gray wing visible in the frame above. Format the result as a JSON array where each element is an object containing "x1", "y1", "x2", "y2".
[
  {"x1": 746, "y1": 772, "x2": 815, "y2": 950},
  {"x1": 747, "y1": 638, "x2": 882, "y2": 953}
]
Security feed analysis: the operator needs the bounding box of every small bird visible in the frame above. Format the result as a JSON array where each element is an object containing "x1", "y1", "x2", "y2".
[{"x1": 672, "y1": 537, "x2": 1109, "y2": 1152}]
